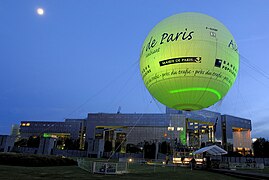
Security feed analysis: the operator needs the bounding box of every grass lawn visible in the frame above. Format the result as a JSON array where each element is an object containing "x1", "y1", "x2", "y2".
[
  {"x1": 0, "y1": 164, "x2": 240, "y2": 180},
  {"x1": 239, "y1": 166, "x2": 269, "y2": 174}
]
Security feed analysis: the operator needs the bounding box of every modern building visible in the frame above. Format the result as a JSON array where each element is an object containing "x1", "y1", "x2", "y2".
[
  {"x1": 0, "y1": 135, "x2": 16, "y2": 152},
  {"x1": 85, "y1": 108, "x2": 252, "y2": 157},
  {"x1": 19, "y1": 120, "x2": 86, "y2": 150},
  {"x1": 85, "y1": 112, "x2": 186, "y2": 157},
  {"x1": 17, "y1": 108, "x2": 252, "y2": 157},
  {"x1": 10, "y1": 124, "x2": 20, "y2": 137},
  {"x1": 221, "y1": 115, "x2": 252, "y2": 154}
]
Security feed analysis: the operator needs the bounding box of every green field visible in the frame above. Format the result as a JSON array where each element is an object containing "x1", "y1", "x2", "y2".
[
  {"x1": 0, "y1": 164, "x2": 240, "y2": 180},
  {"x1": 239, "y1": 167, "x2": 269, "y2": 174}
]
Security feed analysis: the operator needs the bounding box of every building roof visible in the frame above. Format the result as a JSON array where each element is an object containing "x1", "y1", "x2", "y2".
[{"x1": 193, "y1": 145, "x2": 227, "y2": 155}]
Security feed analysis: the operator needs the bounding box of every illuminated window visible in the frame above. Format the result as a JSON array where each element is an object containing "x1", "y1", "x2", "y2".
[
  {"x1": 177, "y1": 127, "x2": 183, "y2": 131},
  {"x1": 189, "y1": 123, "x2": 193, "y2": 125},
  {"x1": 168, "y1": 127, "x2": 174, "y2": 131},
  {"x1": 21, "y1": 123, "x2": 26, "y2": 126},
  {"x1": 194, "y1": 126, "x2": 198, "y2": 129},
  {"x1": 26, "y1": 123, "x2": 30, "y2": 126}
]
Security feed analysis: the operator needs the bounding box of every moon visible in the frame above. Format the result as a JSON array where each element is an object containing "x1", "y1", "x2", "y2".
[{"x1": 37, "y1": 8, "x2": 44, "y2": 15}]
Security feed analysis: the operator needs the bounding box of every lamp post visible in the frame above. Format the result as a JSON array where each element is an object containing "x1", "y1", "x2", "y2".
[{"x1": 167, "y1": 126, "x2": 174, "y2": 156}]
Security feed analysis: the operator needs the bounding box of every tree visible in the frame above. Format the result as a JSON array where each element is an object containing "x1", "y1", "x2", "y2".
[
  {"x1": 160, "y1": 141, "x2": 170, "y2": 154},
  {"x1": 73, "y1": 138, "x2": 80, "y2": 150},
  {"x1": 144, "y1": 142, "x2": 156, "y2": 159},
  {"x1": 104, "y1": 141, "x2": 112, "y2": 152},
  {"x1": 253, "y1": 138, "x2": 269, "y2": 157},
  {"x1": 56, "y1": 139, "x2": 64, "y2": 149},
  {"x1": 126, "y1": 144, "x2": 141, "y2": 153},
  {"x1": 84, "y1": 141, "x2": 88, "y2": 150},
  {"x1": 64, "y1": 138, "x2": 74, "y2": 150},
  {"x1": 27, "y1": 136, "x2": 40, "y2": 148},
  {"x1": 115, "y1": 141, "x2": 121, "y2": 152},
  {"x1": 14, "y1": 138, "x2": 28, "y2": 147}
]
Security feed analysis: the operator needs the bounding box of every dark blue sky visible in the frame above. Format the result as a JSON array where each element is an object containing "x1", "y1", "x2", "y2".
[{"x1": 1, "y1": 0, "x2": 269, "y2": 138}]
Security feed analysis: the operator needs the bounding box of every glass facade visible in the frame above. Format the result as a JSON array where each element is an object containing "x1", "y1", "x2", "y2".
[
  {"x1": 20, "y1": 121, "x2": 83, "y2": 140},
  {"x1": 18, "y1": 108, "x2": 252, "y2": 156},
  {"x1": 86, "y1": 108, "x2": 252, "y2": 155},
  {"x1": 221, "y1": 115, "x2": 252, "y2": 155}
]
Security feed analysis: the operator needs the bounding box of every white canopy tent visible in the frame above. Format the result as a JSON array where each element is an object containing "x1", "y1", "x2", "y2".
[{"x1": 193, "y1": 145, "x2": 227, "y2": 155}]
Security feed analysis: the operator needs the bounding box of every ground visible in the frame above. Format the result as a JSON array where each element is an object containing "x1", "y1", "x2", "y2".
[{"x1": 0, "y1": 164, "x2": 240, "y2": 180}]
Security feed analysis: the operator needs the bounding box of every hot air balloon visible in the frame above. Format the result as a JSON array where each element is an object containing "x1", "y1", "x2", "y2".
[{"x1": 140, "y1": 12, "x2": 239, "y2": 111}]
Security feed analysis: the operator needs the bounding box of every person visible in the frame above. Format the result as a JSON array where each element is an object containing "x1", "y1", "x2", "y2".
[
  {"x1": 190, "y1": 158, "x2": 196, "y2": 170},
  {"x1": 206, "y1": 156, "x2": 211, "y2": 169},
  {"x1": 165, "y1": 154, "x2": 169, "y2": 165},
  {"x1": 181, "y1": 156, "x2": 185, "y2": 165}
]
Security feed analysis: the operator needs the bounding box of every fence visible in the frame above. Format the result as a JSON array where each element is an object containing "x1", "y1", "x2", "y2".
[
  {"x1": 12, "y1": 147, "x2": 38, "y2": 154},
  {"x1": 93, "y1": 161, "x2": 128, "y2": 174},
  {"x1": 12, "y1": 147, "x2": 87, "y2": 157},
  {"x1": 219, "y1": 162, "x2": 264, "y2": 170},
  {"x1": 77, "y1": 158, "x2": 94, "y2": 173},
  {"x1": 77, "y1": 159, "x2": 128, "y2": 175},
  {"x1": 103, "y1": 152, "x2": 143, "y2": 159},
  {"x1": 222, "y1": 156, "x2": 269, "y2": 166},
  {"x1": 52, "y1": 149, "x2": 87, "y2": 157}
]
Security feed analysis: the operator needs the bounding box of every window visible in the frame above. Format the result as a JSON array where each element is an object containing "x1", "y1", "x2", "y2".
[
  {"x1": 168, "y1": 127, "x2": 174, "y2": 131},
  {"x1": 177, "y1": 127, "x2": 183, "y2": 131}
]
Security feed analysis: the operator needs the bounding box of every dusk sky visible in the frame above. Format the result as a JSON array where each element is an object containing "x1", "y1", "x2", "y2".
[{"x1": 1, "y1": 1, "x2": 269, "y2": 138}]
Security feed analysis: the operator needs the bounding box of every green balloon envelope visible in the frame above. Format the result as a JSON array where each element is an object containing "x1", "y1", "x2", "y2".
[{"x1": 140, "y1": 12, "x2": 239, "y2": 111}]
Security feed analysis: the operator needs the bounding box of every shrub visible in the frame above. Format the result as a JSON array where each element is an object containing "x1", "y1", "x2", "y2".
[{"x1": 0, "y1": 152, "x2": 77, "y2": 167}]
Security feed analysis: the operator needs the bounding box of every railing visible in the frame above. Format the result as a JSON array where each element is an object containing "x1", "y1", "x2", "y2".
[
  {"x1": 93, "y1": 161, "x2": 128, "y2": 174},
  {"x1": 77, "y1": 158, "x2": 128, "y2": 175},
  {"x1": 77, "y1": 158, "x2": 94, "y2": 173},
  {"x1": 222, "y1": 156, "x2": 269, "y2": 166}
]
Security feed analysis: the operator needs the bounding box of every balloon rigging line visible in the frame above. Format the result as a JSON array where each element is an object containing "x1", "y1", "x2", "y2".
[
  {"x1": 107, "y1": 101, "x2": 151, "y2": 162},
  {"x1": 151, "y1": 95, "x2": 163, "y2": 113},
  {"x1": 14, "y1": 60, "x2": 140, "y2": 147},
  {"x1": 24, "y1": 40, "x2": 268, "y2": 144},
  {"x1": 64, "y1": 59, "x2": 139, "y2": 119},
  {"x1": 237, "y1": 87, "x2": 254, "y2": 120},
  {"x1": 104, "y1": 63, "x2": 140, "y2": 112},
  {"x1": 232, "y1": 69, "x2": 241, "y2": 115},
  {"x1": 240, "y1": 64, "x2": 269, "y2": 89},
  {"x1": 240, "y1": 54, "x2": 269, "y2": 80}
]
